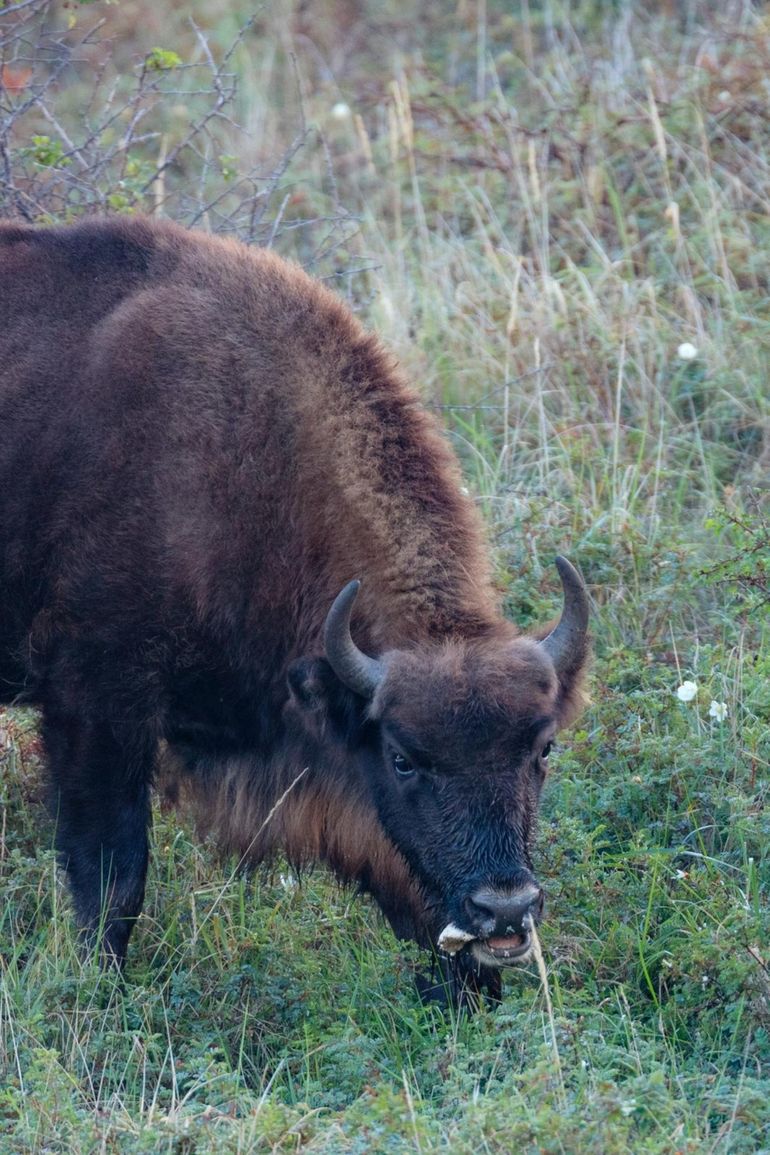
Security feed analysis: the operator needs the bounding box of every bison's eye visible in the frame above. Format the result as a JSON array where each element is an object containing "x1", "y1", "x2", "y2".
[
  {"x1": 391, "y1": 751, "x2": 416, "y2": 778},
  {"x1": 542, "y1": 742, "x2": 553, "y2": 760}
]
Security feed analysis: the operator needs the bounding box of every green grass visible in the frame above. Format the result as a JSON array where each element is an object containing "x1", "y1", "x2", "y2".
[{"x1": 2, "y1": 1, "x2": 770, "y2": 1151}]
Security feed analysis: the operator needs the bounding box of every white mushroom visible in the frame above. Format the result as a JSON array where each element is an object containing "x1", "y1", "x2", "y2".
[{"x1": 437, "y1": 923, "x2": 476, "y2": 955}]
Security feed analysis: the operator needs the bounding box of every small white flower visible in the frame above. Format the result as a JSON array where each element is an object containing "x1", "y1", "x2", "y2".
[
  {"x1": 676, "y1": 681, "x2": 698, "y2": 702},
  {"x1": 330, "y1": 101, "x2": 351, "y2": 121},
  {"x1": 708, "y1": 700, "x2": 728, "y2": 722},
  {"x1": 677, "y1": 342, "x2": 698, "y2": 361}
]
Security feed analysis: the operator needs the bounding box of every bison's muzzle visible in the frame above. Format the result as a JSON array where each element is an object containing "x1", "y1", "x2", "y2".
[{"x1": 438, "y1": 882, "x2": 543, "y2": 968}]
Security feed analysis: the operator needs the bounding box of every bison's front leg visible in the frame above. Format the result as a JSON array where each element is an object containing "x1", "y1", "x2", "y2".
[{"x1": 42, "y1": 700, "x2": 152, "y2": 966}]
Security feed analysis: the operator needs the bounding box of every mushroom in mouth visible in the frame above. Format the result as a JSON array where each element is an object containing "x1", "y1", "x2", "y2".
[{"x1": 436, "y1": 923, "x2": 476, "y2": 955}]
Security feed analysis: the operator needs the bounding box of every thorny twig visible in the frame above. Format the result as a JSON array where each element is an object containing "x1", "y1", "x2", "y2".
[{"x1": 0, "y1": 0, "x2": 365, "y2": 280}]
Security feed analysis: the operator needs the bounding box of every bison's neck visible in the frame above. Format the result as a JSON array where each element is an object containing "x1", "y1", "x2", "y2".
[{"x1": 283, "y1": 328, "x2": 500, "y2": 653}]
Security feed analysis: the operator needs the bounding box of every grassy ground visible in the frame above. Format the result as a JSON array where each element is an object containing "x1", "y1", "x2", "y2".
[{"x1": 1, "y1": 1, "x2": 769, "y2": 1151}]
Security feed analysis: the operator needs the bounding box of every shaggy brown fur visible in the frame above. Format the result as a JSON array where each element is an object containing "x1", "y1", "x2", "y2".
[{"x1": 0, "y1": 216, "x2": 590, "y2": 1005}]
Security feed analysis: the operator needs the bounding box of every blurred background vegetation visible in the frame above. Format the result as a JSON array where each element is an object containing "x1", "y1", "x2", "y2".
[{"x1": 1, "y1": 1, "x2": 769, "y2": 1151}]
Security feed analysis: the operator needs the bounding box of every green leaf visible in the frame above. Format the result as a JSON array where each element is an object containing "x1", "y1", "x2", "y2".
[{"x1": 145, "y1": 47, "x2": 182, "y2": 71}]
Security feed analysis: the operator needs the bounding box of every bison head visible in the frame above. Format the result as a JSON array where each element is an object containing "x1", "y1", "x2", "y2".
[{"x1": 288, "y1": 558, "x2": 589, "y2": 982}]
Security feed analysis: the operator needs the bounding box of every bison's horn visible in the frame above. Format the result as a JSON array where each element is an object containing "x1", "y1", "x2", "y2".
[
  {"x1": 324, "y1": 580, "x2": 385, "y2": 699},
  {"x1": 538, "y1": 556, "x2": 589, "y2": 675}
]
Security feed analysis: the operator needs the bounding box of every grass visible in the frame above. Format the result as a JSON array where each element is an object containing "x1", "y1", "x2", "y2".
[{"x1": 1, "y1": 0, "x2": 770, "y2": 1151}]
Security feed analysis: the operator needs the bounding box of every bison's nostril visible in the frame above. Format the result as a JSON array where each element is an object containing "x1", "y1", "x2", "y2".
[
  {"x1": 467, "y1": 884, "x2": 544, "y2": 938},
  {"x1": 464, "y1": 893, "x2": 497, "y2": 931}
]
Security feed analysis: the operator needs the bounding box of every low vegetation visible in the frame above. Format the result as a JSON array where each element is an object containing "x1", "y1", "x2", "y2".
[{"x1": 1, "y1": 0, "x2": 768, "y2": 1150}]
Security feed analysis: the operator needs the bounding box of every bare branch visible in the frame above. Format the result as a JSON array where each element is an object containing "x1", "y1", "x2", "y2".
[{"x1": 0, "y1": 4, "x2": 364, "y2": 294}]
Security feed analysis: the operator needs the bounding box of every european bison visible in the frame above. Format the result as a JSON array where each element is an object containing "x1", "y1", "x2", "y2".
[{"x1": 0, "y1": 216, "x2": 590, "y2": 1004}]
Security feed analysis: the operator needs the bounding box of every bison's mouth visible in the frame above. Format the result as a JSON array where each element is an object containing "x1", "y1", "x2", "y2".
[
  {"x1": 470, "y1": 932, "x2": 532, "y2": 968},
  {"x1": 437, "y1": 922, "x2": 534, "y2": 969}
]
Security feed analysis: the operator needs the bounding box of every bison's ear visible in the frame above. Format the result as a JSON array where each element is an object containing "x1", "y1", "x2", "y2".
[{"x1": 286, "y1": 657, "x2": 366, "y2": 743}]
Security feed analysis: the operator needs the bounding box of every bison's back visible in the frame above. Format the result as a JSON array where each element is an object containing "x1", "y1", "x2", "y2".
[{"x1": 0, "y1": 218, "x2": 307, "y2": 689}]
